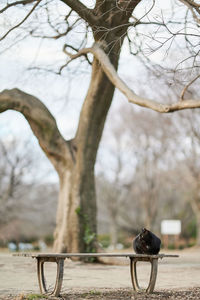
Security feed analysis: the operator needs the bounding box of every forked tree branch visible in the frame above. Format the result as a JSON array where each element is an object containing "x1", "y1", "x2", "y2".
[
  {"x1": 0, "y1": 88, "x2": 72, "y2": 172},
  {"x1": 60, "y1": 0, "x2": 98, "y2": 26},
  {"x1": 65, "y1": 43, "x2": 200, "y2": 113}
]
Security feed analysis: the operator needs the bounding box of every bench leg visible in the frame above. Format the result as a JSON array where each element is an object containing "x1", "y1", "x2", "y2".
[
  {"x1": 146, "y1": 259, "x2": 158, "y2": 293},
  {"x1": 130, "y1": 258, "x2": 158, "y2": 294},
  {"x1": 130, "y1": 258, "x2": 140, "y2": 291},
  {"x1": 36, "y1": 257, "x2": 64, "y2": 297},
  {"x1": 37, "y1": 258, "x2": 47, "y2": 294}
]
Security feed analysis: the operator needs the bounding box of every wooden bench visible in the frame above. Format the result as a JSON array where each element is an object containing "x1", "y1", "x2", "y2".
[{"x1": 14, "y1": 252, "x2": 179, "y2": 296}]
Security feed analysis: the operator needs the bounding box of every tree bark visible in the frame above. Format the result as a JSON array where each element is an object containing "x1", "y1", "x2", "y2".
[{"x1": 53, "y1": 169, "x2": 73, "y2": 252}]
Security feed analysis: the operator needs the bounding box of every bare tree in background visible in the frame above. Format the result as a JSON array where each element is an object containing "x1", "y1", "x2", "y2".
[
  {"x1": 97, "y1": 125, "x2": 131, "y2": 248},
  {"x1": 127, "y1": 110, "x2": 176, "y2": 229},
  {"x1": 0, "y1": 0, "x2": 200, "y2": 253},
  {"x1": 175, "y1": 111, "x2": 200, "y2": 245},
  {"x1": 0, "y1": 138, "x2": 35, "y2": 225},
  {"x1": 0, "y1": 137, "x2": 58, "y2": 242},
  {"x1": 97, "y1": 106, "x2": 183, "y2": 241},
  {"x1": 101, "y1": 107, "x2": 178, "y2": 232}
]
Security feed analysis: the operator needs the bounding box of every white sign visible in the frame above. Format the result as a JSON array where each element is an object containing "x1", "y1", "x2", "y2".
[{"x1": 161, "y1": 220, "x2": 181, "y2": 235}]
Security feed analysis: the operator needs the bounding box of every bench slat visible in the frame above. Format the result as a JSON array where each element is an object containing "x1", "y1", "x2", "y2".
[{"x1": 13, "y1": 252, "x2": 179, "y2": 259}]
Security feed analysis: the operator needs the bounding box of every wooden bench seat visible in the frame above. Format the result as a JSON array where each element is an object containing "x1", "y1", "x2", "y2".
[{"x1": 14, "y1": 252, "x2": 179, "y2": 296}]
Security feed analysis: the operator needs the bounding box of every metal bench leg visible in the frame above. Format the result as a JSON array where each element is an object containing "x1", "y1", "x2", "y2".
[
  {"x1": 130, "y1": 257, "x2": 158, "y2": 294},
  {"x1": 36, "y1": 257, "x2": 64, "y2": 297},
  {"x1": 53, "y1": 258, "x2": 64, "y2": 296},
  {"x1": 37, "y1": 258, "x2": 47, "y2": 294},
  {"x1": 146, "y1": 259, "x2": 158, "y2": 294},
  {"x1": 130, "y1": 258, "x2": 140, "y2": 291}
]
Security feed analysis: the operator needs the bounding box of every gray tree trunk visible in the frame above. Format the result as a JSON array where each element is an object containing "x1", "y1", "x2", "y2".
[{"x1": 54, "y1": 53, "x2": 120, "y2": 253}]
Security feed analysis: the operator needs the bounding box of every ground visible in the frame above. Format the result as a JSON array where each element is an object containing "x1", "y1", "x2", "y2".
[{"x1": 1, "y1": 247, "x2": 200, "y2": 299}]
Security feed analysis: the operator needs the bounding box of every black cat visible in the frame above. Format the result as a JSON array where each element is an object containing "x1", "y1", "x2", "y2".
[{"x1": 133, "y1": 228, "x2": 161, "y2": 255}]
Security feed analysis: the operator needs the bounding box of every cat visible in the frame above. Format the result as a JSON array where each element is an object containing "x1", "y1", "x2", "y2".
[{"x1": 133, "y1": 228, "x2": 161, "y2": 255}]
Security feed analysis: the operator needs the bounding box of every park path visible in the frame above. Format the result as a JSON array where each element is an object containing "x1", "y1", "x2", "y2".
[{"x1": 0, "y1": 248, "x2": 200, "y2": 298}]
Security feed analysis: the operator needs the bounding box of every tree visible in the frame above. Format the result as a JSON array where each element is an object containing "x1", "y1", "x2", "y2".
[
  {"x1": 97, "y1": 125, "x2": 131, "y2": 248},
  {"x1": 98, "y1": 106, "x2": 179, "y2": 234},
  {"x1": 126, "y1": 111, "x2": 172, "y2": 230},
  {"x1": 0, "y1": 138, "x2": 34, "y2": 222},
  {"x1": 1, "y1": 0, "x2": 200, "y2": 253},
  {"x1": 0, "y1": 137, "x2": 41, "y2": 238},
  {"x1": 174, "y1": 111, "x2": 200, "y2": 245}
]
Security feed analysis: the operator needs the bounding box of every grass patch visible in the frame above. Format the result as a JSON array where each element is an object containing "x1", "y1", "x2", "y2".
[
  {"x1": 17, "y1": 294, "x2": 47, "y2": 300},
  {"x1": 81, "y1": 290, "x2": 102, "y2": 298},
  {"x1": 89, "y1": 290, "x2": 101, "y2": 295},
  {"x1": 26, "y1": 295, "x2": 47, "y2": 300}
]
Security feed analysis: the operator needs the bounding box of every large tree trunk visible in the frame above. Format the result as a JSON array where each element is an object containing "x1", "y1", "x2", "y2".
[{"x1": 53, "y1": 51, "x2": 121, "y2": 253}]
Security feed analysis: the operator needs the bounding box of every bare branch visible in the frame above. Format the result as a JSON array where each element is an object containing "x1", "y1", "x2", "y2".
[
  {"x1": 29, "y1": 10, "x2": 82, "y2": 40},
  {"x1": 0, "y1": 0, "x2": 36, "y2": 13},
  {"x1": 0, "y1": 0, "x2": 42, "y2": 41},
  {"x1": 180, "y1": 74, "x2": 200, "y2": 100},
  {"x1": 0, "y1": 88, "x2": 72, "y2": 172},
  {"x1": 68, "y1": 43, "x2": 200, "y2": 113}
]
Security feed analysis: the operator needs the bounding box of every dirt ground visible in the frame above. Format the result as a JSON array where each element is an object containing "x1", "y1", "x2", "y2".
[{"x1": 1, "y1": 248, "x2": 200, "y2": 299}]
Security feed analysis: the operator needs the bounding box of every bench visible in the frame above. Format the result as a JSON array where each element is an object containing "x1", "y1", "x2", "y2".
[{"x1": 14, "y1": 252, "x2": 179, "y2": 296}]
